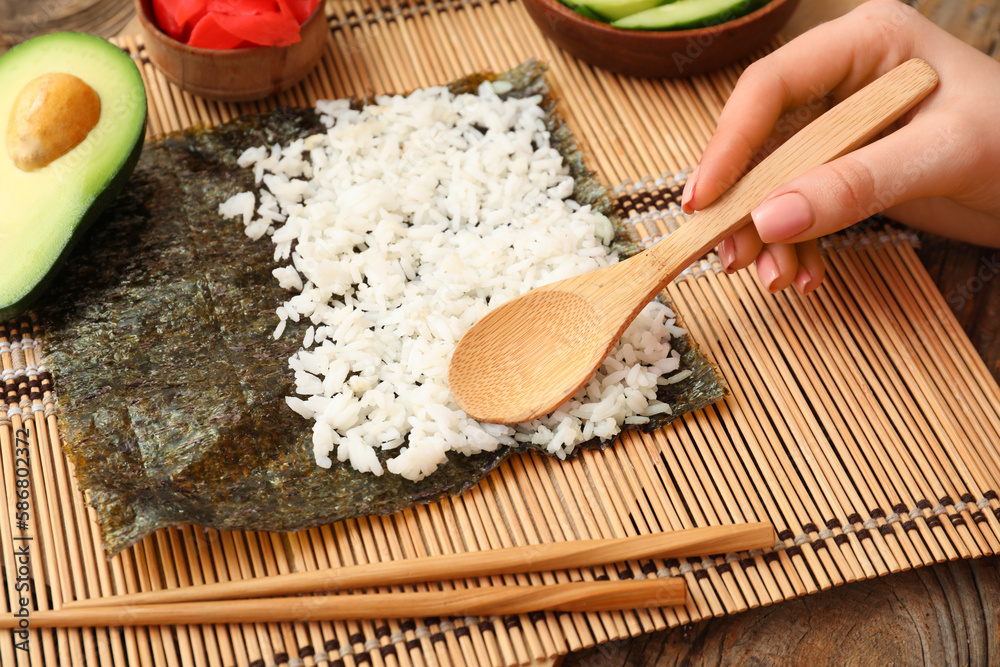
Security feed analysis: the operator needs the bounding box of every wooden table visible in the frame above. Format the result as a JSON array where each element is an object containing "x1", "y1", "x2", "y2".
[{"x1": 563, "y1": 1, "x2": 1000, "y2": 664}]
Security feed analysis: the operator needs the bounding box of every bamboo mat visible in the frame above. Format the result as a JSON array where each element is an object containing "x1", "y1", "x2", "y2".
[{"x1": 4, "y1": 0, "x2": 1000, "y2": 665}]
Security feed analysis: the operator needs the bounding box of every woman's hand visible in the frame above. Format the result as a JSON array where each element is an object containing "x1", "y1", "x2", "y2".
[{"x1": 681, "y1": 0, "x2": 1000, "y2": 294}]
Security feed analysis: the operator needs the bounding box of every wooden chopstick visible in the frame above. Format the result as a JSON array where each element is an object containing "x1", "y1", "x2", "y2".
[
  {"x1": 66, "y1": 523, "x2": 774, "y2": 608},
  {"x1": 0, "y1": 579, "x2": 685, "y2": 629}
]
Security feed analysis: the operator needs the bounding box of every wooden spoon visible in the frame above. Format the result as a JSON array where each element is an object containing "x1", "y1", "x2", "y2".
[{"x1": 448, "y1": 58, "x2": 939, "y2": 424}]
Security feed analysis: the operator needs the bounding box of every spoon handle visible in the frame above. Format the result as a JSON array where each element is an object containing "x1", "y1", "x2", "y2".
[{"x1": 638, "y1": 58, "x2": 939, "y2": 295}]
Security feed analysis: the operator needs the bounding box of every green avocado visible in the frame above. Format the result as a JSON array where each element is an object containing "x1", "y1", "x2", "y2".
[{"x1": 0, "y1": 32, "x2": 147, "y2": 320}]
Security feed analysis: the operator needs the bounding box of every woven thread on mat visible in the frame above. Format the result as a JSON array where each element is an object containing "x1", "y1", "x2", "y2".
[
  {"x1": 0, "y1": 321, "x2": 57, "y2": 427},
  {"x1": 613, "y1": 170, "x2": 920, "y2": 277}
]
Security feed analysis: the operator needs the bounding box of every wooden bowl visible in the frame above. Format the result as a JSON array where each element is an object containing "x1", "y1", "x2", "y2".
[
  {"x1": 134, "y1": 0, "x2": 328, "y2": 102},
  {"x1": 521, "y1": 0, "x2": 800, "y2": 78}
]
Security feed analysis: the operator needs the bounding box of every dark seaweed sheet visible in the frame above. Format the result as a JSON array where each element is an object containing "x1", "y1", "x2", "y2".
[{"x1": 42, "y1": 61, "x2": 726, "y2": 555}]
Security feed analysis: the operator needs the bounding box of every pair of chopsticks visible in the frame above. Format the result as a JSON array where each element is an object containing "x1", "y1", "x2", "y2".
[{"x1": 4, "y1": 523, "x2": 774, "y2": 628}]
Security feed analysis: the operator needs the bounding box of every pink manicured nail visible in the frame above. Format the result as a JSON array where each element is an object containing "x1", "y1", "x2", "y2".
[
  {"x1": 794, "y1": 266, "x2": 815, "y2": 295},
  {"x1": 756, "y1": 251, "x2": 779, "y2": 292},
  {"x1": 751, "y1": 192, "x2": 814, "y2": 242},
  {"x1": 681, "y1": 166, "x2": 698, "y2": 212},
  {"x1": 718, "y1": 237, "x2": 735, "y2": 272}
]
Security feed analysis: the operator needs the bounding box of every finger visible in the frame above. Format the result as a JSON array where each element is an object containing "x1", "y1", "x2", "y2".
[
  {"x1": 717, "y1": 225, "x2": 763, "y2": 273},
  {"x1": 755, "y1": 243, "x2": 798, "y2": 293},
  {"x1": 682, "y1": 0, "x2": 931, "y2": 214},
  {"x1": 684, "y1": 98, "x2": 832, "y2": 216},
  {"x1": 750, "y1": 117, "x2": 957, "y2": 245},
  {"x1": 793, "y1": 240, "x2": 825, "y2": 295}
]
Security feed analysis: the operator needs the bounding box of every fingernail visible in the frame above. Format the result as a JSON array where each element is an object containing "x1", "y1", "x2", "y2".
[
  {"x1": 794, "y1": 266, "x2": 816, "y2": 295},
  {"x1": 681, "y1": 166, "x2": 698, "y2": 212},
  {"x1": 756, "y1": 251, "x2": 779, "y2": 292},
  {"x1": 751, "y1": 192, "x2": 814, "y2": 242},
  {"x1": 718, "y1": 237, "x2": 735, "y2": 272}
]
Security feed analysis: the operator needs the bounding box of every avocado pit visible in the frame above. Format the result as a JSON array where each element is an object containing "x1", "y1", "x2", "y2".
[{"x1": 6, "y1": 72, "x2": 101, "y2": 171}]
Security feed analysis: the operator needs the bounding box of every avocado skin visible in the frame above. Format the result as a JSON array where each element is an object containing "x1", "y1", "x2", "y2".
[
  {"x1": 0, "y1": 117, "x2": 147, "y2": 321},
  {"x1": 0, "y1": 32, "x2": 148, "y2": 321}
]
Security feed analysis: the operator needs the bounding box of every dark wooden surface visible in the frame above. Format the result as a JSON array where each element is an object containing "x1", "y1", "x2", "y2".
[{"x1": 564, "y1": 1, "x2": 1000, "y2": 665}]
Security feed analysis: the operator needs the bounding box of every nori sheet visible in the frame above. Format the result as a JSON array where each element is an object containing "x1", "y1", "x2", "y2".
[{"x1": 41, "y1": 61, "x2": 727, "y2": 555}]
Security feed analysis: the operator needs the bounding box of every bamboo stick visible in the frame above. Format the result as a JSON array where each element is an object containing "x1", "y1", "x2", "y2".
[
  {"x1": 64, "y1": 524, "x2": 771, "y2": 609},
  {"x1": 11, "y1": 580, "x2": 685, "y2": 630}
]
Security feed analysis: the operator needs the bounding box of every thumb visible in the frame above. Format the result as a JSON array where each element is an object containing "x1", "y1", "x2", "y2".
[{"x1": 750, "y1": 121, "x2": 952, "y2": 244}]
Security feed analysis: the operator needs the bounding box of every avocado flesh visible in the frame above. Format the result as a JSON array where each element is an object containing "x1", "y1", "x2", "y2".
[{"x1": 0, "y1": 32, "x2": 147, "y2": 320}]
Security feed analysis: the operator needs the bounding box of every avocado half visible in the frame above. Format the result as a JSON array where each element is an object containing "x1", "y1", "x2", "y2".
[{"x1": 0, "y1": 32, "x2": 147, "y2": 320}]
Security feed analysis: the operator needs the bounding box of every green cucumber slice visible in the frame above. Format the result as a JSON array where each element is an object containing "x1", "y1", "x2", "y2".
[
  {"x1": 577, "y1": 0, "x2": 669, "y2": 22},
  {"x1": 612, "y1": 0, "x2": 766, "y2": 30},
  {"x1": 575, "y1": 5, "x2": 608, "y2": 21},
  {"x1": 560, "y1": 0, "x2": 611, "y2": 21}
]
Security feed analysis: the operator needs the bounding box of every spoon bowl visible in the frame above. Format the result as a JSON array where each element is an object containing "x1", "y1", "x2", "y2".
[
  {"x1": 449, "y1": 59, "x2": 940, "y2": 424},
  {"x1": 449, "y1": 288, "x2": 610, "y2": 424}
]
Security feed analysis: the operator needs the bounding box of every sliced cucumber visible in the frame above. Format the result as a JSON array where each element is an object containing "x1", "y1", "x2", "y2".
[
  {"x1": 575, "y1": 4, "x2": 608, "y2": 21},
  {"x1": 612, "y1": 0, "x2": 764, "y2": 30},
  {"x1": 559, "y1": 0, "x2": 609, "y2": 21},
  {"x1": 577, "y1": 0, "x2": 669, "y2": 22}
]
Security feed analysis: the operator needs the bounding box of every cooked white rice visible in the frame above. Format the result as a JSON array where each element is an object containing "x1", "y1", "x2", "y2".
[{"x1": 219, "y1": 80, "x2": 688, "y2": 482}]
